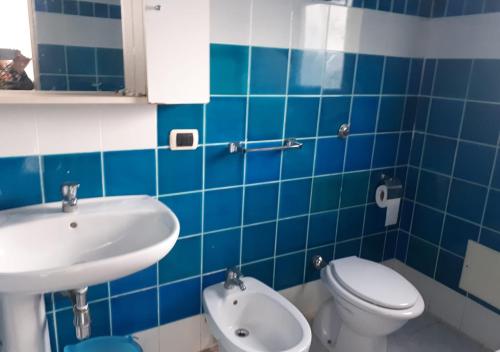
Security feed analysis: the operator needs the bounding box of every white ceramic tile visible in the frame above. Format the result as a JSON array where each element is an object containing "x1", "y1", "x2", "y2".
[
  {"x1": 291, "y1": 1, "x2": 330, "y2": 50},
  {"x1": 100, "y1": 105, "x2": 157, "y2": 151},
  {"x1": 134, "y1": 327, "x2": 160, "y2": 352},
  {"x1": 251, "y1": 0, "x2": 293, "y2": 48},
  {"x1": 36, "y1": 106, "x2": 101, "y2": 155},
  {"x1": 0, "y1": 106, "x2": 38, "y2": 157},
  {"x1": 461, "y1": 298, "x2": 500, "y2": 350},
  {"x1": 210, "y1": 0, "x2": 252, "y2": 46},
  {"x1": 279, "y1": 280, "x2": 330, "y2": 320},
  {"x1": 159, "y1": 315, "x2": 202, "y2": 352}
]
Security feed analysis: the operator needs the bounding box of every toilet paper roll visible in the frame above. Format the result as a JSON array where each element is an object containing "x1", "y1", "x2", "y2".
[{"x1": 376, "y1": 184, "x2": 401, "y2": 227}]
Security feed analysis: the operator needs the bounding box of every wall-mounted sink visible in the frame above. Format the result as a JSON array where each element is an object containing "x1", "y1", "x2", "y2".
[{"x1": 0, "y1": 196, "x2": 180, "y2": 352}]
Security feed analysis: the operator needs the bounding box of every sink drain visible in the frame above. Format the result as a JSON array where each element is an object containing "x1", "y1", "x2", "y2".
[{"x1": 235, "y1": 328, "x2": 249, "y2": 338}]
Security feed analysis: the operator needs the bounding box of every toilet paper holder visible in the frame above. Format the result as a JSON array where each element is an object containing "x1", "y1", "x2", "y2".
[{"x1": 376, "y1": 176, "x2": 403, "y2": 227}]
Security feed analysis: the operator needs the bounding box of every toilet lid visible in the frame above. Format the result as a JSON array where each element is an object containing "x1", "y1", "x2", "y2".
[{"x1": 331, "y1": 256, "x2": 419, "y2": 309}]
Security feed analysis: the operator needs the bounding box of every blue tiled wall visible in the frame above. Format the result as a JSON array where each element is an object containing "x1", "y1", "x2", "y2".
[
  {"x1": 35, "y1": 0, "x2": 122, "y2": 19},
  {"x1": 397, "y1": 58, "x2": 500, "y2": 314},
  {"x1": 0, "y1": 43, "x2": 418, "y2": 350}
]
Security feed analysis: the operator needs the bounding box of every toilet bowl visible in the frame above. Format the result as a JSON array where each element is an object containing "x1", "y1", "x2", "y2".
[
  {"x1": 203, "y1": 277, "x2": 311, "y2": 352},
  {"x1": 314, "y1": 256, "x2": 424, "y2": 352}
]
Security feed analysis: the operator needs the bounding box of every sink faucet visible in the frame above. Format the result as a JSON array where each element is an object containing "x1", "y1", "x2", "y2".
[
  {"x1": 61, "y1": 182, "x2": 80, "y2": 213},
  {"x1": 224, "y1": 267, "x2": 246, "y2": 291}
]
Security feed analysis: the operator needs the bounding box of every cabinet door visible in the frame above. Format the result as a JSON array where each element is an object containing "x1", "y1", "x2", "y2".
[{"x1": 143, "y1": 0, "x2": 209, "y2": 104}]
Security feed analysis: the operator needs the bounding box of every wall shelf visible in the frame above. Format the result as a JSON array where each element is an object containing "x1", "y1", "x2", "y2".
[{"x1": 0, "y1": 91, "x2": 148, "y2": 105}]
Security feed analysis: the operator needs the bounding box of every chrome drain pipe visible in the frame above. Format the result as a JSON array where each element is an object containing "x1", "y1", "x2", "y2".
[{"x1": 67, "y1": 287, "x2": 91, "y2": 340}]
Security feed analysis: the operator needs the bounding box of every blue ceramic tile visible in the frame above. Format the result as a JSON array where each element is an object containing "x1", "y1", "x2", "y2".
[
  {"x1": 421, "y1": 136, "x2": 457, "y2": 174},
  {"x1": 372, "y1": 133, "x2": 399, "y2": 168},
  {"x1": 462, "y1": 103, "x2": 500, "y2": 145},
  {"x1": 46, "y1": 0, "x2": 62, "y2": 13},
  {"x1": 378, "y1": 0, "x2": 393, "y2": 11},
  {"x1": 203, "y1": 229, "x2": 240, "y2": 272},
  {"x1": 63, "y1": 0, "x2": 78, "y2": 14},
  {"x1": 406, "y1": 0, "x2": 419, "y2": 14},
  {"x1": 354, "y1": 54, "x2": 384, "y2": 94},
  {"x1": 158, "y1": 149, "x2": 202, "y2": 194},
  {"x1": 157, "y1": 104, "x2": 203, "y2": 146},
  {"x1": 442, "y1": 216, "x2": 479, "y2": 256},
  {"x1": 40, "y1": 75, "x2": 67, "y2": 91},
  {"x1": 448, "y1": 180, "x2": 487, "y2": 223},
  {"x1": 279, "y1": 179, "x2": 312, "y2": 218},
  {"x1": 38, "y1": 44, "x2": 66, "y2": 74},
  {"x1": 289, "y1": 49, "x2": 324, "y2": 95},
  {"x1": 454, "y1": 142, "x2": 495, "y2": 185},
  {"x1": 285, "y1": 98, "x2": 319, "y2": 138},
  {"x1": 409, "y1": 133, "x2": 424, "y2": 167},
  {"x1": 395, "y1": 231, "x2": 409, "y2": 261},
  {"x1": 447, "y1": 0, "x2": 465, "y2": 15},
  {"x1": 469, "y1": 60, "x2": 500, "y2": 103},
  {"x1": 112, "y1": 289, "x2": 157, "y2": 335},
  {"x1": 407, "y1": 59, "x2": 423, "y2": 95},
  {"x1": 206, "y1": 97, "x2": 246, "y2": 143},
  {"x1": 68, "y1": 76, "x2": 97, "y2": 91},
  {"x1": 340, "y1": 171, "x2": 370, "y2": 207},
  {"x1": 109, "y1": 5, "x2": 121, "y2": 18},
  {"x1": 35, "y1": 0, "x2": 47, "y2": 11},
  {"x1": 363, "y1": 201, "x2": 386, "y2": 235},
  {"x1": 160, "y1": 278, "x2": 200, "y2": 324},
  {"x1": 204, "y1": 188, "x2": 242, "y2": 232},
  {"x1": 345, "y1": 135, "x2": 375, "y2": 171},
  {"x1": 311, "y1": 175, "x2": 342, "y2": 212},
  {"x1": 274, "y1": 252, "x2": 305, "y2": 290},
  {"x1": 97, "y1": 48, "x2": 124, "y2": 76},
  {"x1": 104, "y1": 150, "x2": 156, "y2": 196},
  {"x1": 493, "y1": 154, "x2": 500, "y2": 189},
  {"x1": 318, "y1": 96, "x2": 351, "y2": 136},
  {"x1": 0, "y1": 157, "x2": 41, "y2": 210},
  {"x1": 421, "y1": 60, "x2": 436, "y2": 95},
  {"x1": 323, "y1": 51, "x2": 356, "y2": 95},
  {"x1": 464, "y1": 0, "x2": 484, "y2": 14},
  {"x1": 393, "y1": 0, "x2": 407, "y2": 13},
  {"x1": 363, "y1": 0, "x2": 378, "y2": 9},
  {"x1": 315, "y1": 138, "x2": 346, "y2": 175},
  {"x1": 160, "y1": 193, "x2": 201, "y2": 237},
  {"x1": 406, "y1": 167, "x2": 419, "y2": 199},
  {"x1": 483, "y1": 190, "x2": 500, "y2": 232},
  {"x1": 378, "y1": 97, "x2": 406, "y2": 132},
  {"x1": 210, "y1": 44, "x2": 248, "y2": 94},
  {"x1": 246, "y1": 143, "x2": 281, "y2": 183},
  {"x1": 337, "y1": 206, "x2": 365, "y2": 241},
  {"x1": 383, "y1": 231, "x2": 398, "y2": 260},
  {"x1": 205, "y1": 145, "x2": 244, "y2": 188},
  {"x1": 435, "y1": 251, "x2": 464, "y2": 292},
  {"x1": 67, "y1": 46, "x2": 96, "y2": 75},
  {"x1": 335, "y1": 239, "x2": 362, "y2": 259},
  {"x1": 306, "y1": 245, "x2": 334, "y2": 282},
  {"x1": 250, "y1": 47, "x2": 288, "y2": 94},
  {"x1": 78, "y1": 1, "x2": 94, "y2": 16},
  {"x1": 350, "y1": 97, "x2": 378, "y2": 134},
  {"x1": 414, "y1": 97, "x2": 430, "y2": 131},
  {"x1": 57, "y1": 300, "x2": 109, "y2": 350},
  {"x1": 419, "y1": 0, "x2": 433, "y2": 16},
  {"x1": 383, "y1": 57, "x2": 410, "y2": 94},
  {"x1": 277, "y1": 216, "x2": 308, "y2": 255},
  {"x1": 485, "y1": 0, "x2": 500, "y2": 12},
  {"x1": 202, "y1": 271, "x2": 225, "y2": 290},
  {"x1": 42, "y1": 153, "x2": 102, "y2": 202},
  {"x1": 282, "y1": 140, "x2": 315, "y2": 179},
  {"x1": 416, "y1": 171, "x2": 450, "y2": 210},
  {"x1": 47, "y1": 314, "x2": 57, "y2": 351},
  {"x1": 248, "y1": 97, "x2": 285, "y2": 140},
  {"x1": 244, "y1": 183, "x2": 279, "y2": 224},
  {"x1": 308, "y1": 211, "x2": 337, "y2": 247},
  {"x1": 94, "y1": 2, "x2": 108, "y2": 17},
  {"x1": 242, "y1": 259, "x2": 274, "y2": 287},
  {"x1": 397, "y1": 132, "x2": 412, "y2": 165},
  {"x1": 480, "y1": 228, "x2": 500, "y2": 252},
  {"x1": 361, "y1": 234, "x2": 385, "y2": 262},
  {"x1": 98, "y1": 76, "x2": 125, "y2": 91},
  {"x1": 110, "y1": 265, "x2": 156, "y2": 295},
  {"x1": 412, "y1": 204, "x2": 444, "y2": 244},
  {"x1": 406, "y1": 237, "x2": 438, "y2": 277},
  {"x1": 159, "y1": 236, "x2": 201, "y2": 283},
  {"x1": 242, "y1": 222, "x2": 276, "y2": 263},
  {"x1": 432, "y1": 0, "x2": 447, "y2": 16},
  {"x1": 352, "y1": 0, "x2": 363, "y2": 7},
  {"x1": 427, "y1": 99, "x2": 464, "y2": 137},
  {"x1": 433, "y1": 59, "x2": 472, "y2": 98}
]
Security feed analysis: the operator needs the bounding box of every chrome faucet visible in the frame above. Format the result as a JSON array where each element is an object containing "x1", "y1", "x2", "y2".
[
  {"x1": 61, "y1": 182, "x2": 80, "y2": 213},
  {"x1": 224, "y1": 267, "x2": 246, "y2": 291}
]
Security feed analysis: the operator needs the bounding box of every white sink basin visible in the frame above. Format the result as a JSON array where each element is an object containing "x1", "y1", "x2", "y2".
[
  {"x1": 0, "y1": 195, "x2": 179, "y2": 352},
  {"x1": 203, "y1": 277, "x2": 312, "y2": 352}
]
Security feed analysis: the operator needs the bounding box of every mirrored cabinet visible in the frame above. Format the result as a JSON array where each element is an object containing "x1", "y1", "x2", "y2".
[{"x1": 0, "y1": 0, "x2": 209, "y2": 104}]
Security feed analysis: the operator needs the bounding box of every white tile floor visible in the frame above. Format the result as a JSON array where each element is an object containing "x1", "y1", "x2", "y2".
[{"x1": 310, "y1": 313, "x2": 492, "y2": 352}]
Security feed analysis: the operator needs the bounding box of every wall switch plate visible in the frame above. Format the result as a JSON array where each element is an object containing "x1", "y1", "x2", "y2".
[{"x1": 169, "y1": 129, "x2": 199, "y2": 150}]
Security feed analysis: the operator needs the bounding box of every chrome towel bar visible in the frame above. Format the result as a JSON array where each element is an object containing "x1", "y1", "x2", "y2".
[{"x1": 228, "y1": 139, "x2": 303, "y2": 154}]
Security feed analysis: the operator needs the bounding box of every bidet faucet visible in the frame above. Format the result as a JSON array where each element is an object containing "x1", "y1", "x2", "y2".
[
  {"x1": 61, "y1": 182, "x2": 80, "y2": 213},
  {"x1": 224, "y1": 267, "x2": 246, "y2": 291}
]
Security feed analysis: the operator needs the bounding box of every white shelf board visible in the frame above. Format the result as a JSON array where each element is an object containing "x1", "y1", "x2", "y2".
[{"x1": 0, "y1": 90, "x2": 149, "y2": 105}]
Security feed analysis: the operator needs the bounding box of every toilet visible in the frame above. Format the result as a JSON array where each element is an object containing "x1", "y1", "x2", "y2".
[{"x1": 313, "y1": 256, "x2": 424, "y2": 352}]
